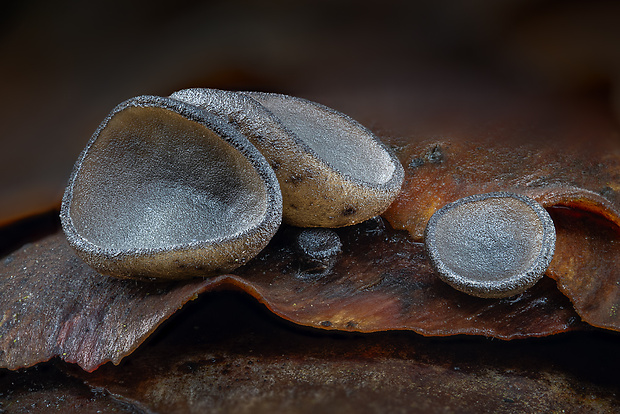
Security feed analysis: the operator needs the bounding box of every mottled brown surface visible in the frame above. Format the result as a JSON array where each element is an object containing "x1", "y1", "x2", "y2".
[
  {"x1": 0, "y1": 233, "x2": 215, "y2": 372},
  {"x1": 70, "y1": 291, "x2": 620, "y2": 414},
  {"x1": 2, "y1": 290, "x2": 619, "y2": 414},
  {"x1": 383, "y1": 138, "x2": 620, "y2": 241},
  {"x1": 383, "y1": 135, "x2": 620, "y2": 332},
  {"x1": 0, "y1": 364, "x2": 137, "y2": 413},
  {"x1": 547, "y1": 207, "x2": 620, "y2": 332},
  {"x1": 232, "y1": 219, "x2": 582, "y2": 338},
  {"x1": 0, "y1": 216, "x2": 585, "y2": 374}
]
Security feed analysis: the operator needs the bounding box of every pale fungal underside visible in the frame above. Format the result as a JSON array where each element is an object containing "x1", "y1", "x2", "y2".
[
  {"x1": 61, "y1": 95, "x2": 282, "y2": 280},
  {"x1": 170, "y1": 88, "x2": 405, "y2": 228},
  {"x1": 424, "y1": 192, "x2": 556, "y2": 298}
]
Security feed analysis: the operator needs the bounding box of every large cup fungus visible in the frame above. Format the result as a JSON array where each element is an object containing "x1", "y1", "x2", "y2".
[
  {"x1": 61, "y1": 90, "x2": 405, "y2": 280},
  {"x1": 61, "y1": 95, "x2": 282, "y2": 280},
  {"x1": 170, "y1": 89, "x2": 405, "y2": 228}
]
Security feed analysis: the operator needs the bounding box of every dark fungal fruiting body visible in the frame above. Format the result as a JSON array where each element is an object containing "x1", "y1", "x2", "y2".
[
  {"x1": 424, "y1": 192, "x2": 556, "y2": 298},
  {"x1": 295, "y1": 228, "x2": 342, "y2": 273},
  {"x1": 170, "y1": 88, "x2": 404, "y2": 228},
  {"x1": 61, "y1": 95, "x2": 282, "y2": 280}
]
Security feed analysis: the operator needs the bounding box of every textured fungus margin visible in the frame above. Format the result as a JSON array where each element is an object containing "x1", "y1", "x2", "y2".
[
  {"x1": 61, "y1": 95, "x2": 282, "y2": 280},
  {"x1": 171, "y1": 89, "x2": 404, "y2": 228}
]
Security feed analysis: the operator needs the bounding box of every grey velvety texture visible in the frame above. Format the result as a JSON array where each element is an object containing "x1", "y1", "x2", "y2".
[
  {"x1": 61, "y1": 95, "x2": 282, "y2": 280},
  {"x1": 424, "y1": 192, "x2": 556, "y2": 298}
]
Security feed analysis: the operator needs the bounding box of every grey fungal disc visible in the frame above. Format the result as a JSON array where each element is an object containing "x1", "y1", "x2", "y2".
[
  {"x1": 424, "y1": 192, "x2": 556, "y2": 298},
  {"x1": 60, "y1": 95, "x2": 282, "y2": 280},
  {"x1": 170, "y1": 88, "x2": 404, "y2": 228},
  {"x1": 294, "y1": 228, "x2": 342, "y2": 275},
  {"x1": 296, "y1": 228, "x2": 342, "y2": 261}
]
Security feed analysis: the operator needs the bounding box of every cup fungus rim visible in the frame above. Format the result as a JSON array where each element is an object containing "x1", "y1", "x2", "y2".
[
  {"x1": 424, "y1": 191, "x2": 556, "y2": 298},
  {"x1": 60, "y1": 94, "x2": 282, "y2": 261},
  {"x1": 238, "y1": 90, "x2": 405, "y2": 193}
]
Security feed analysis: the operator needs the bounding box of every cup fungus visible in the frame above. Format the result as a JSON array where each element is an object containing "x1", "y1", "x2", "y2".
[
  {"x1": 61, "y1": 95, "x2": 282, "y2": 280},
  {"x1": 170, "y1": 88, "x2": 404, "y2": 228},
  {"x1": 295, "y1": 228, "x2": 342, "y2": 273},
  {"x1": 424, "y1": 192, "x2": 556, "y2": 298}
]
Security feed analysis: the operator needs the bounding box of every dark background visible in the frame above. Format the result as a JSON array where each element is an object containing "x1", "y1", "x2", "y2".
[
  {"x1": 2, "y1": 0, "x2": 619, "y2": 224},
  {"x1": 2, "y1": 2, "x2": 620, "y2": 412}
]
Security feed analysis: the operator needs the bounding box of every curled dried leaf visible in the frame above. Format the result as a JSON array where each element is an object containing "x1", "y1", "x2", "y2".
[
  {"x1": 0, "y1": 218, "x2": 584, "y2": 372},
  {"x1": 0, "y1": 234, "x2": 215, "y2": 372},
  {"x1": 383, "y1": 138, "x2": 620, "y2": 331},
  {"x1": 546, "y1": 207, "x2": 620, "y2": 332},
  {"x1": 231, "y1": 218, "x2": 582, "y2": 338}
]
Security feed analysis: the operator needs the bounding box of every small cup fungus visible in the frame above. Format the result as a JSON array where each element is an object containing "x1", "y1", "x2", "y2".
[
  {"x1": 170, "y1": 89, "x2": 404, "y2": 228},
  {"x1": 295, "y1": 228, "x2": 342, "y2": 273},
  {"x1": 61, "y1": 95, "x2": 282, "y2": 280},
  {"x1": 424, "y1": 192, "x2": 556, "y2": 298}
]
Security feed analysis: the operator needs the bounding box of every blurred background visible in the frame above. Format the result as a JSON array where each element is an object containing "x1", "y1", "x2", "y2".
[{"x1": 2, "y1": 0, "x2": 620, "y2": 225}]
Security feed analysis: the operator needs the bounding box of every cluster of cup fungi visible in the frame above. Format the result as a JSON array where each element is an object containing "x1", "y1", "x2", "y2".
[{"x1": 61, "y1": 89, "x2": 556, "y2": 300}]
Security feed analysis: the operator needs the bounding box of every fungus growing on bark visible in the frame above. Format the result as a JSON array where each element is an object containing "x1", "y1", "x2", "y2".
[
  {"x1": 61, "y1": 95, "x2": 282, "y2": 280},
  {"x1": 170, "y1": 88, "x2": 404, "y2": 227}
]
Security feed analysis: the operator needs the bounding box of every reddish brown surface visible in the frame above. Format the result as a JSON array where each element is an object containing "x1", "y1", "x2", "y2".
[
  {"x1": 383, "y1": 139, "x2": 620, "y2": 240},
  {"x1": 0, "y1": 217, "x2": 584, "y2": 373},
  {"x1": 547, "y1": 207, "x2": 620, "y2": 331},
  {"x1": 0, "y1": 234, "x2": 215, "y2": 372},
  {"x1": 71, "y1": 292, "x2": 620, "y2": 414},
  {"x1": 232, "y1": 220, "x2": 582, "y2": 338},
  {"x1": 383, "y1": 134, "x2": 620, "y2": 332}
]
